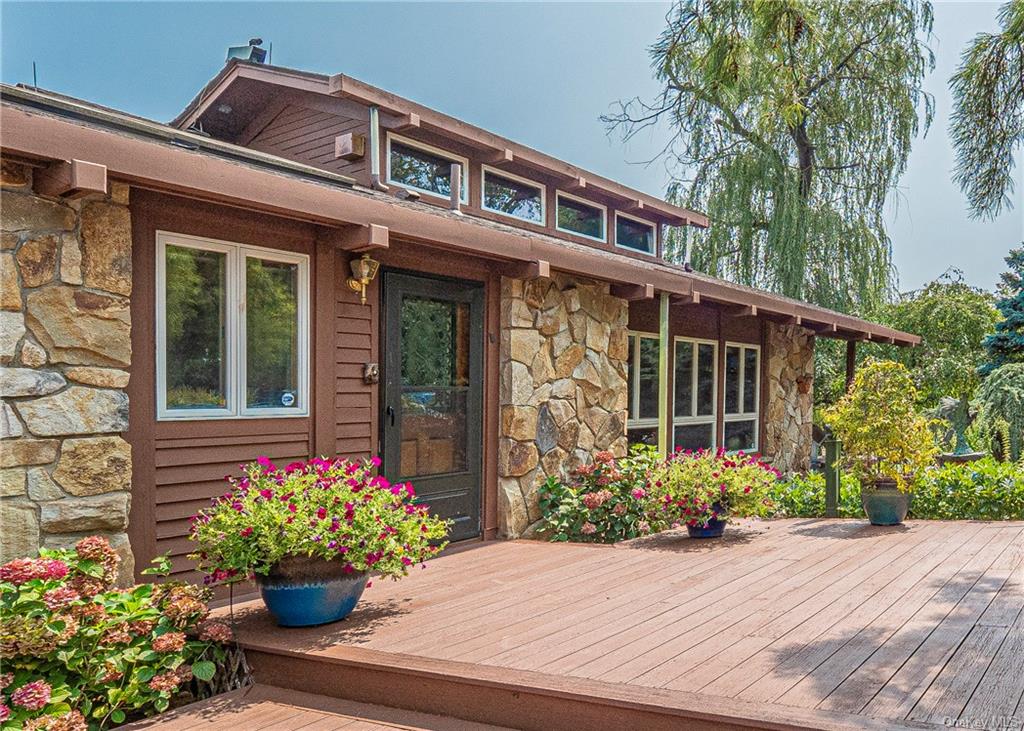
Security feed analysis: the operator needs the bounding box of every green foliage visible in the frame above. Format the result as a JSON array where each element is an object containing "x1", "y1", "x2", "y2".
[
  {"x1": 538, "y1": 446, "x2": 664, "y2": 543},
  {"x1": 973, "y1": 363, "x2": 1024, "y2": 461},
  {"x1": 0, "y1": 538, "x2": 230, "y2": 730},
  {"x1": 981, "y1": 246, "x2": 1024, "y2": 375},
  {"x1": 244, "y1": 258, "x2": 300, "y2": 407},
  {"x1": 189, "y1": 456, "x2": 449, "y2": 583},
  {"x1": 824, "y1": 360, "x2": 938, "y2": 490},
  {"x1": 814, "y1": 273, "x2": 999, "y2": 411},
  {"x1": 770, "y1": 457, "x2": 1024, "y2": 520},
  {"x1": 768, "y1": 472, "x2": 863, "y2": 518},
  {"x1": 647, "y1": 448, "x2": 778, "y2": 528},
  {"x1": 607, "y1": 0, "x2": 935, "y2": 312},
  {"x1": 911, "y1": 457, "x2": 1024, "y2": 520},
  {"x1": 950, "y1": 0, "x2": 1024, "y2": 219}
]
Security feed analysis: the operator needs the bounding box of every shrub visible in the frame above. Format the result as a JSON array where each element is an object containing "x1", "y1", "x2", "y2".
[
  {"x1": 189, "y1": 456, "x2": 449, "y2": 584},
  {"x1": 911, "y1": 457, "x2": 1024, "y2": 520},
  {"x1": 824, "y1": 359, "x2": 938, "y2": 491},
  {"x1": 973, "y1": 363, "x2": 1024, "y2": 461},
  {"x1": 768, "y1": 472, "x2": 863, "y2": 518},
  {"x1": 648, "y1": 448, "x2": 778, "y2": 528},
  {"x1": 538, "y1": 447, "x2": 663, "y2": 543},
  {"x1": 0, "y1": 537, "x2": 230, "y2": 730}
]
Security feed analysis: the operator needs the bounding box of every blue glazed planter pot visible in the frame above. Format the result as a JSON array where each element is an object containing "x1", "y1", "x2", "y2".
[
  {"x1": 861, "y1": 482, "x2": 911, "y2": 526},
  {"x1": 687, "y1": 516, "x2": 727, "y2": 539},
  {"x1": 257, "y1": 556, "x2": 368, "y2": 627}
]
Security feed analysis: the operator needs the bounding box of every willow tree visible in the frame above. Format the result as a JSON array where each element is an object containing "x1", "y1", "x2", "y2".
[
  {"x1": 606, "y1": 0, "x2": 935, "y2": 312},
  {"x1": 949, "y1": 0, "x2": 1024, "y2": 220}
]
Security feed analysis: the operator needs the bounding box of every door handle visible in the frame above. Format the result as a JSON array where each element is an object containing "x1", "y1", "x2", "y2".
[{"x1": 386, "y1": 405, "x2": 395, "y2": 427}]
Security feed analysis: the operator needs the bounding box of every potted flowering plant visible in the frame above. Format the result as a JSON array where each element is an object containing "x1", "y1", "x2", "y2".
[
  {"x1": 189, "y1": 456, "x2": 449, "y2": 627},
  {"x1": 649, "y1": 448, "x2": 777, "y2": 538},
  {"x1": 824, "y1": 360, "x2": 938, "y2": 525}
]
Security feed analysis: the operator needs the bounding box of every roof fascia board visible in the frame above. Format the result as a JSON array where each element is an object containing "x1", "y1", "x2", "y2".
[{"x1": 3, "y1": 97, "x2": 916, "y2": 346}]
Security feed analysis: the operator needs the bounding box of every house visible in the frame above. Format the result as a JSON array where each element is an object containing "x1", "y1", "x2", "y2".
[{"x1": 0, "y1": 56, "x2": 918, "y2": 584}]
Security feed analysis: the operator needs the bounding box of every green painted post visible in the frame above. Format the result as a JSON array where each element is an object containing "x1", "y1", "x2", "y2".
[
  {"x1": 657, "y1": 291, "x2": 671, "y2": 458},
  {"x1": 824, "y1": 436, "x2": 841, "y2": 518}
]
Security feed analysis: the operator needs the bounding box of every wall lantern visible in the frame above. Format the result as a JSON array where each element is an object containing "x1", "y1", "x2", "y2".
[{"x1": 347, "y1": 254, "x2": 380, "y2": 306}]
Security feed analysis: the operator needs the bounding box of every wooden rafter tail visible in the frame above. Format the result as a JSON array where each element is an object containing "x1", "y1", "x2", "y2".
[
  {"x1": 34, "y1": 159, "x2": 107, "y2": 199},
  {"x1": 610, "y1": 283, "x2": 654, "y2": 301},
  {"x1": 506, "y1": 259, "x2": 550, "y2": 281},
  {"x1": 321, "y1": 223, "x2": 390, "y2": 252}
]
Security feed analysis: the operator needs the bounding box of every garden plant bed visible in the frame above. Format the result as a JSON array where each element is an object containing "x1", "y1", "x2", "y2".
[{"x1": 217, "y1": 519, "x2": 1024, "y2": 731}]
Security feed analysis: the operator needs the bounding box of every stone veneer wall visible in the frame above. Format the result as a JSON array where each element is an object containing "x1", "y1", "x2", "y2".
[
  {"x1": 498, "y1": 274, "x2": 629, "y2": 537},
  {"x1": 762, "y1": 322, "x2": 815, "y2": 475},
  {"x1": 0, "y1": 160, "x2": 134, "y2": 582}
]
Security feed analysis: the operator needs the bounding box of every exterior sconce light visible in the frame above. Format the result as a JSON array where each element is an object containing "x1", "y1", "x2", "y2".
[{"x1": 347, "y1": 254, "x2": 380, "y2": 306}]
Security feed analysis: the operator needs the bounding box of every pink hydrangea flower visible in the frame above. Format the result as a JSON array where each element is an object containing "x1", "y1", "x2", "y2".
[
  {"x1": 11, "y1": 680, "x2": 51, "y2": 710},
  {"x1": 152, "y1": 631, "x2": 186, "y2": 652},
  {"x1": 580, "y1": 522, "x2": 597, "y2": 535},
  {"x1": 198, "y1": 621, "x2": 233, "y2": 643},
  {"x1": 0, "y1": 703, "x2": 8, "y2": 722}
]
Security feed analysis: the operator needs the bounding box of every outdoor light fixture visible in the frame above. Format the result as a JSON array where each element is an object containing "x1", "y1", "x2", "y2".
[{"x1": 347, "y1": 254, "x2": 380, "y2": 306}]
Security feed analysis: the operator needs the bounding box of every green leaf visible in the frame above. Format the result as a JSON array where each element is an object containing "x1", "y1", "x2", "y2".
[
  {"x1": 192, "y1": 660, "x2": 217, "y2": 682},
  {"x1": 111, "y1": 710, "x2": 126, "y2": 724},
  {"x1": 154, "y1": 697, "x2": 170, "y2": 712}
]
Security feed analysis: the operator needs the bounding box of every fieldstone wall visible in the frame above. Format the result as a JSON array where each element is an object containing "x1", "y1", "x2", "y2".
[
  {"x1": 0, "y1": 159, "x2": 134, "y2": 582},
  {"x1": 498, "y1": 274, "x2": 629, "y2": 537},
  {"x1": 763, "y1": 322, "x2": 814, "y2": 474}
]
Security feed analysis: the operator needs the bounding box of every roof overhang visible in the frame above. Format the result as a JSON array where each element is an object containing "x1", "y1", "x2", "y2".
[
  {"x1": 173, "y1": 60, "x2": 709, "y2": 229},
  {"x1": 2, "y1": 85, "x2": 919, "y2": 347}
]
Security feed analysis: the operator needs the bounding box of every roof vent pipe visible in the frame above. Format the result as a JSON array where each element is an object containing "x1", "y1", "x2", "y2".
[
  {"x1": 368, "y1": 106, "x2": 389, "y2": 192},
  {"x1": 449, "y1": 163, "x2": 462, "y2": 214}
]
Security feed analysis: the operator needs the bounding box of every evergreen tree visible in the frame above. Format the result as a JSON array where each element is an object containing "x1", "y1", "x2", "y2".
[{"x1": 981, "y1": 245, "x2": 1024, "y2": 375}]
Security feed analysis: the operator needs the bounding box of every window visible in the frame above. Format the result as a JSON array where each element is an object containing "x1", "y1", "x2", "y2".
[
  {"x1": 556, "y1": 191, "x2": 606, "y2": 242},
  {"x1": 723, "y1": 343, "x2": 760, "y2": 451},
  {"x1": 156, "y1": 231, "x2": 309, "y2": 420},
  {"x1": 673, "y1": 338, "x2": 718, "y2": 451},
  {"x1": 386, "y1": 134, "x2": 468, "y2": 203},
  {"x1": 615, "y1": 212, "x2": 656, "y2": 254},
  {"x1": 626, "y1": 333, "x2": 660, "y2": 447},
  {"x1": 481, "y1": 167, "x2": 545, "y2": 224}
]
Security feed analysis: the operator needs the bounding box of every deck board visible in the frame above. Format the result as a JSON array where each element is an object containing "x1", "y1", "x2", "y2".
[{"x1": 222, "y1": 519, "x2": 1024, "y2": 730}]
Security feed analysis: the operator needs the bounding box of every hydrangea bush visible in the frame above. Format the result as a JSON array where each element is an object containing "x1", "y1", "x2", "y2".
[
  {"x1": 0, "y1": 537, "x2": 231, "y2": 730},
  {"x1": 538, "y1": 447, "x2": 664, "y2": 543},
  {"x1": 648, "y1": 448, "x2": 778, "y2": 529},
  {"x1": 189, "y1": 456, "x2": 449, "y2": 583}
]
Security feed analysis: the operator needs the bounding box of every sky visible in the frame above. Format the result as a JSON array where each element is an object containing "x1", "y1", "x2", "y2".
[{"x1": 1, "y1": 1, "x2": 1020, "y2": 294}]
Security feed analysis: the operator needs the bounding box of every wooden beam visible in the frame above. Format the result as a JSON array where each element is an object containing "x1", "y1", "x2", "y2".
[
  {"x1": 334, "y1": 133, "x2": 365, "y2": 161},
  {"x1": 566, "y1": 176, "x2": 586, "y2": 192},
  {"x1": 671, "y1": 291, "x2": 701, "y2": 306},
  {"x1": 623, "y1": 200, "x2": 645, "y2": 215},
  {"x1": 610, "y1": 283, "x2": 654, "y2": 301},
  {"x1": 34, "y1": 159, "x2": 107, "y2": 199},
  {"x1": 506, "y1": 259, "x2": 550, "y2": 280},
  {"x1": 485, "y1": 148, "x2": 514, "y2": 165},
  {"x1": 723, "y1": 304, "x2": 757, "y2": 318},
  {"x1": 845, "y1": 340, "x2": 857, "y2": 391},
  {"x1": 807, "y1": 322, "x2": 839, "y2": 334},
  {"x1": 380, "y1": 112, "x2": 420, "y2": 131},
  {"x1": 321, "y1": 223, "x2": 389, "y2": 252}
]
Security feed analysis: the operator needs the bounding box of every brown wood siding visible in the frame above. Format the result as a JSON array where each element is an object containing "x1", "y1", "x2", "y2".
[
  {"x1": 128, "y1": 190, "x2": 320, "y2": 584},
  {"x1": 247, "y1": 103, "x2": 370, "y2": 183}
]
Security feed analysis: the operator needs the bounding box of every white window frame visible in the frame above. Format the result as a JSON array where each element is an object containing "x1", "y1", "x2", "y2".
[
  {"x1": 614, "y1": 211, "x2": 657, "y2": 255},
  {"x1": 626, "y1": 331, "x2": 661, "y2": 438},
  {"x1": 555, "y1": 190, "x2": 607, "y2": 243},
  {"x1": 481, "y1": 165, "x2": 546, "y2": 225},
  {"x1": 386, "y1": 132, "x2": 469, "y2": 204},
  {"x1": 723, "y1": 342, "x2": 760, "y2": 451},
  {"x1": 155, "y1": 230, "x2": 310, "y2": 421},
  {"x1": 672, "y1": 337, "x2": 718, "y2": 451}
]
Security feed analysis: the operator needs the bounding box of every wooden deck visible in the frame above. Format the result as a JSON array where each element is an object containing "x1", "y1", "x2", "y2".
[{"x1": 223, "y1": 519, "x2": 1024, "y2": 731}]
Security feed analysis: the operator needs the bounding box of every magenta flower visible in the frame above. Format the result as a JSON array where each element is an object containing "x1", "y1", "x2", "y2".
[
  {"x1": 239, "y1": 526, "x2": 253, "y2": 537},
  {"x1": 370, "y1": 456, "x2": 382, "y2": 467}
]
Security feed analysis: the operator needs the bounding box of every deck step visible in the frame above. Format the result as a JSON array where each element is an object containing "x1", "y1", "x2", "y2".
[
  {"x1": 242, "y1": 643, "x2": 915, "y2": 731},
  {"x1": 123, "y1": 683, "x2": 512, "y2": 730}
]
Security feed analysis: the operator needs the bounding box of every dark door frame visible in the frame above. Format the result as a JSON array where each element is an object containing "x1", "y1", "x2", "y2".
[{"x1": 380, "y1": 268, "x2": 485, "y2": 542}]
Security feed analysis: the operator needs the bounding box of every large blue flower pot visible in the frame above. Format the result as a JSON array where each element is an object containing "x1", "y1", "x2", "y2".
[
  {"x1": 687, "y1": 517, "x2": 727, "y2": 539},
  {"x1": 861, "y1": 483, "x2": 911, "y2": 526},
  {"x1": 257, "y1": 556, "x2": 368, "y2": 627}
]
